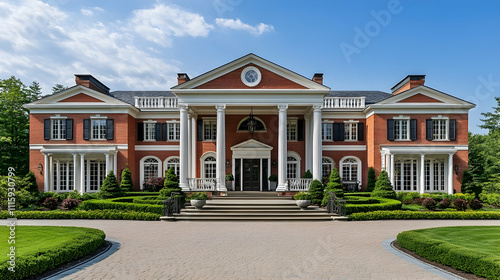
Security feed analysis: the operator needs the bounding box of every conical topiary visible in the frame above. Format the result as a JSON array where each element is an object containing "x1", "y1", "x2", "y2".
[
  {"x1": 370, "y1": 170, "x2": 396, "y2": 199},
  {"x1": 99, "y1": 171, "x2": 123, "y2": 199},
  {"x1": 303, "y1": 170, "x2": 313, "y2": 179},
  {"x1": 322, "y1": 168, "x2": 344, "y2": 206},
  {"x1": 120, "y1": 167, "x2": 134, "y2": 192},
  {"x1": 366, "y1": 167, "x2": 376, "y2": 192},
  {"x1": 307, "y1": 179, "x2": 324, "y2": 205},
  {"x1": 164, "y1": 167, "x2": 179, "y2": 189}
]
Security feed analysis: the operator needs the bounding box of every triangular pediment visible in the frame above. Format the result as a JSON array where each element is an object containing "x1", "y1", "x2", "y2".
[
  {"x1": 396, "y1": 93, "x2": 444, "y2": 103},
  {"x1": 231, "y1": 139, "x2": 273, "y2": 151},
  {"x1": 58, "y1": 93, "x2": 105, "y2": 102}
]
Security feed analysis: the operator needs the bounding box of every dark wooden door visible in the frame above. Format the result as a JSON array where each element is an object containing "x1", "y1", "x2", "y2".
[{"x1": 243, "y1": 159, "x2": 260, "y2": 191}]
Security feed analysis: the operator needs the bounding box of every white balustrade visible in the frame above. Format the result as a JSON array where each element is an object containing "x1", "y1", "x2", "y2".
[
  {"x1": 188, "y1": 178, "x2": 218, "y2": 191},
  {"x1": 323, "y1": 97, "x2": 366, "y2": 109},
  {"x1": 134, "y1": 97, "x2": 178, "y2": 108},
  {"x1": 287, "y1": 178, "x2": 313, "y2": 191}
]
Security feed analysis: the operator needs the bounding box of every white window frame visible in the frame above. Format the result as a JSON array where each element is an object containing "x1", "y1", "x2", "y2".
[
  {"x1": 322, "y1": 156, "x2": 334, "y2": 178},
  {"x1": 431, "y1": 116, "x2": 449, "y2": 141},
  {"x1": 84, "y1": 158, "x2": 106, "y2": 192},
  {"x1": 164, "y1": 156, "x2": 180, "y2": 177},
  {"x1": 139, "y1": 156, "x2": 162, "y2": 187},
  {"x1": 394, "y1": 158, "x2": 418, "y2": 192},
  {"x1": 50, "y1": 116, "x2": 67, "y2": 140},
  {"x1": 425, "y1": 157, "x2": 447, "y2": 192},
  {"x1": 340, "y1": 156, "x2": 362, "y2": 185},
  {"x1": 287, "y1": 120, "x2": 298, "y2": 141},
  {"x1": 53, "y1": 159, "x2": 74, "y2": 192},
  {"x1": 344, "y1": 122, "x2": 358, "y2": 141},
  {"x1": 203, "y1": 119, "x2": 217, "y2": 141},
  {"x1": 321, "y1": 122, "x2": 333, "y2": 141},
  {"x1": 393, "y1": 116, "x2": 410, "y2": 141},
  {"x1": 201, "y1": 152, "x2": 217, "y2": 179},
  {"x1": 144, "y1": 121, "x2": 157, "y2": 141},
  {"x1": 91, "y1": 119, "x2": 107, "y2": 140},
  {"x1": 286, "y1": 151, "x2": 301, "y2": 179},
  {"x1": 167, "y1": 121, "x2": 180, "y2": 141}
]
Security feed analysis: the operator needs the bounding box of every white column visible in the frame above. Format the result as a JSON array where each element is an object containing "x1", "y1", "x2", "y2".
[
  {"x1": 49, "y1": 155, "x2": 53, "y2": 192},
  {"x1": 179, "y1": 105, "x2": 189, "y2": 191},
  {"x1": 191, "y1": 115, "x2": 197, "y2": 179},
  {"x1": 312, "y1": 104, "x2": 322, "y2": 181},
  {"x1": 73, "y1": 154, "x2": 78, "y2": 192},
  {"x1": 216, "y1": 104, "x2": 227, "y2": 192},
  {"x1": 55, "y1": 159, "x2": 60, "y2": 191},
  {"x1": 105, "y1": 153, "x2": 110, "y2": 175},
  {"x1": 113, "y1": 152, "x2": 118, "y2": 175},
  {"x1": 420, "y1": 154, "x2": 425, "y2": 194},
  {"x1": 448, "y1": 154, "x2": 454, "y2": 195},
  {"x1": 304, "y1": 114, "x2": 312, "y2": 172},
  {"x1": 80, "y1": 154, "x2": 85, "y2": 194},
  {"x1": 43, "y1": 153, "x2": 50, "y2": 192},
  {"x1": 187, "y1": 115, "x2": 192, "y2": 178},
  {"x1": 381, "y1": 152, "x2": 386, "y2": 170},
  {"x1": 390, "y1": 154, "x2": 395, "y2": 186},
  {"x1": 277, "y1": 104, "x2": 288, "y2": 191}
]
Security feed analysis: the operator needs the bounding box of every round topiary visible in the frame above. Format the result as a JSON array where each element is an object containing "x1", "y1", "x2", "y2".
[
  {"x1": 307, "y1": 179, "x2": 324, "y2": 205},
  {"x1": 370, "y1": 170, "x2": 396, "y2": 199},
  {"x1": 422, "y1": 198, "x2": 437, "y2": 210},
  {"x1": 303, "y1": 170, "x2": 313, "y2": 179}
]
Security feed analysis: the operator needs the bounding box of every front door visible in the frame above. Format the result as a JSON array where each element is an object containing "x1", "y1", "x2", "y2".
[{"x1": 243, "y1": 159, "x2": 260, "y2": 191}]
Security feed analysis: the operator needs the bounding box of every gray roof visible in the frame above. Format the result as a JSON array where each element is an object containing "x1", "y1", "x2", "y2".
[
  {"x1": 327, "y1": 91, "x2": 391, "y2": 104},
  {"x1": 110, "y1": 91, "x2": 175, "y2": 105}
]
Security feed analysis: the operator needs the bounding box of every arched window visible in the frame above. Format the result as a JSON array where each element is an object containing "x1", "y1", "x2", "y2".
[
  {"x1": 140, "y1": 156, "x2": 162, "y2": 186},
  {"x1": 340, "y1": 157, "x2": 361, "y2": 182},
  {"x1": 287, "y1": 156, "x2": 299, "y2": 179},
  {"x1": 204, "y1": 156, "x2": 217, "y2": 178},
  {"x1": 165, "y1": 157, "x2": 180, "y2": 177},
  {"x1": 322, "y1": 157, "x2": 334, "y2": 178},
  {"x1": 237, "y1": 117, "x2": 266, "y2": 132}
]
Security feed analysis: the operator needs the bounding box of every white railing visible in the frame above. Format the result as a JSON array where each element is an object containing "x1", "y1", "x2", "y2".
[
  {"x1": 134, "y1": 97, "x2": 178, "y2": 109},
  {"x1": 287, "y1": 178, "x2": 313, "y2": 191},
  {"x1": 323, "y1": 97, "x2": 366, "y2": 109},
  {"x1": 188, "y1": 178, "x2": 218, "y2": 191}
]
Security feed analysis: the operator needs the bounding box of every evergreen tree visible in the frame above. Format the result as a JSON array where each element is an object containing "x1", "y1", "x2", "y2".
[
  {"x1": 322, "y1": 168, "x2": 344, "y2": 206},
  {"x1": 24, "y1": 171, "x2": 38, "y2": 193},
  {"x1": 303, "y1": 170, "x2": 313, "y2": 178},
  {"x1": 371, "y1": 170, "x2": 396, "y2": 199},
  {"x1": 163, "y1": 167, "x2": 179, "y2": 188},
  {"x1": 98, "y1": 171, "x2": 122, "y2": 199},
  {"x1": 52, "y1": 84, "x2": 68, "y2": 94},
  {"x1": 366, "y1": 167, "x2": 376, "y2": 192},
  {"x1": 120, "y1": 166, "x2": 134, "y2": 192},
  {"x1": 307, "y1": 179, "x2": 324, "y2": 205}
]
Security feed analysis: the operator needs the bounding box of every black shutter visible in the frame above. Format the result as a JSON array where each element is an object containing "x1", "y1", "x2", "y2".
[
  {"x1": 426, "y1": 119, "x2": 433, "y2": 141},
  {"x1": 162, "y1": 123, "x2": 167, "y2": 141},
  {"x1": 357, "y1": 123, "x2": 364, "y2": 141},
  {"x1": 449, "y1": 119, "x2": 456, "y2": 141},
  {"x1": 333, "y1": 123, "x2": 345, "y2": 141},
  {"x1": 83, "y1": 119, "x2": 90, "y2": 140},
  {"x1": 297, "y1": 119, "x2": 304, "y2": 141},
  {"x1": 387, "y1": 119, "x2": 395, "y2": 141},
  {"x1": 410, "y1": 119, "x2": 417, "y2": 141},
  {"x1": 44, "y1": 119, "x2": 50, "y2": 140},
  {"x1": 106, "y1": 119, "x2": 114, "y2": 140},
  {"x1": 155, "y1": 123, "x2": 161, "y2": 141},
  {"x1": 65, "y1": 119, "x2": 73, "y2": 140},
  {"x1": 137, "y1": 123, "x2": 144, "y2": 141},
  {"x1": 197, "y1": 120, "x2": 203, "y2": 141}
]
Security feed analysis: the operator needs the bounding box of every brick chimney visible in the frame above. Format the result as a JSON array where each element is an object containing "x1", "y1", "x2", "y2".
[
  {"x1": 312, "y1": 73, "x2": 323, "y2": 85},
  {"x1": 391, "y1": 75, "x2": 425, "y2": 95},
  {"x1": 177, "y1": 73, "x2": 190, "y2": 85},
  {"x1": 75, "y1": 74, "x2": 110, "y2": 94}
]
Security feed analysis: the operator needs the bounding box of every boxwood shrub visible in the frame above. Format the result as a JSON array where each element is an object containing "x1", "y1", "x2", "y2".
[
  {"x1": 81, "y1": 199, "x2": 163, "y2": 214},
  {"x1": 0, "y1": 227, "x2": 105, "y2": 280},
  {"x1": 349, "y1": 210, "x2": 500, "y2": 221},
  {"x1": 132, "y1": 196, "x2": 164, "y2": 205},
  {"x1": 0, "y1": 210, "x2": 160, "y2": 220},
  {"x1": 123, "y1": 192, "x2": 160, "y2": 197},
  {"x1": 344, "y1": 192, "x2": 372, "y2": 197},
  {"x1": 397, "y1": 230, "x2": 500, "y2": 280},
  {"x1": 345, "y1": 198, "x2": 402, "y2": 215}
]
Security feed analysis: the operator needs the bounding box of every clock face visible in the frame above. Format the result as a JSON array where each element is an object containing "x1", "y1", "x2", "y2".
[
  {"x1": 241, "y1": 67, "x2": 261, "y2": 87},
  {"x1": 245, "y1": 70, "x2": 258, "y2": 83}
]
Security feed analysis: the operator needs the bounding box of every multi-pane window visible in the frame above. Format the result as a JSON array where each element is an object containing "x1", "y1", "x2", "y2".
[
  {"x1": 85, "y1": 160, "x2": 105, "y2": 192},
  {"x1": 168, "y1": 122, "x2": 180, "y2": 141},
  {"x1": 433, "y1": 119, "x2": 448, "y2": 140},
  {"x1": 287, "y1": 120, "x2": 297, "y2": 141},
  {"x1": 144, "y1": 123, "x2": 156, "y2": 141},
  {"x1": 51, "y1": 119, "x2": 66, "y2": 140},
  {"x1": 287, "y1": 156, "x2": 298, "y2": 178},
  {"x1": 341, "y1": 158, "x2": 358, "y2": 181},
  {"x1": 394, "y1": 120, "x2": 409, "y2": 140},
  {"x1": 166, "y1": 157, "x2": 180, "y2": 177},
  {"x1": 204, "y1": 156, "x2": 217, "y2": 178},
  {"x1": 203, "y1": 120, "x2": 217, "y2": 141},
  {"x1": 143, "y1": 158, "x2": 159, "y2": 183},
  {"x1": 425, "y1": 158, "x2": 445, "y2": 192},
  {"x1": 394, "y1": 159, "x2": 418, "y2": 191},
  {"x1": 344, "y1": 123, "x2": 358, "y2": 141},
  {"x1": 322, "y1": 123, "x2": 332, "y2": 141},
  {"x1": 91, "y1": 119, "x2": 107, "y2": 140},
  {"x1": 53, "y1": 160, "x2": 74, "y2": 191},
  {"x1": 322, "y1": 158, "x2": 333, "y2": 178}
]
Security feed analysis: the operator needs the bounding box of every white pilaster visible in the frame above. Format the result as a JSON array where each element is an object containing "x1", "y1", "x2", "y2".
[
  {"x1": 49, "y1": 155, "x2": 53, "y2": 192},
  {"x1": 216, "y1": 104, "x2": 227, "y2": 191},
  {"x1": 304, "y1": 114, "x2": 312, "y2": 172},
  {"x1": 55, "y1": 159, "x2": 60, "y2": 191},
  {"x1": 420, "y1": 154, "x2": 425, "y2": 194},
  {"x1": 191, "y1": 115, "x2": 197, "y2": 179},
  {"x1": 277, "y1": 104, "x2": 288, "y2": 191},
  {"x1": 179, "y1": 105, "x2": 189, "y2": 191},
  {"x1": 187, "y1": 115, "x2": 192, "y2": 178},
  {"x1": 113, "y1": 152, "x2": 117, "y2": 175},
  {"x1": 80, "y1": 154, "x2": 85, "y2": 194},
  {"x1": 448, "y1": 154, "x2": 454, "y2": 195},
  {"x1": 105, "y1": 153, "x2": 110, "y2": 175},
  {"x1": 390, "y1": 154, "x2": 395, "y2": 186},
  {"x1": 43, "y1": 153, "x2": 50, "y2": 192},
  {"x1": 312, "y1": 104, "x2": 322, "y2": 181},
  {"x1": 73, "y1": 154, "x2": 78, "y2": 192}
]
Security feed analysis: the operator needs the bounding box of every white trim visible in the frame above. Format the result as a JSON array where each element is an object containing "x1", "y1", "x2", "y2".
[
  {"x1": 339, "y1": 156, "x2": 362, "y2": 186},
  {"x1": 236, "y1": 116, "x2": 267, "y2": 132},
  {"x1": 393, "y1": 115, "x2": 410, "y2": 120},
  {"x1": 134, "y1": 145, "x2": 180, "y2": 151},
  {"x1": 241, "y1": 66, "x2": 262, "y2": 87},
  {"x1": 164, "y1": 156, "x2": 181, "y2": 177},
  {"x1": 381, "y1": 145, "x2": 458, "y2": 155},
  {"x1": 322, "y1": 145, "x2": 366, "y2": 151},
  {"x1": 343, "y1": 120, "x2": 359, "y2": 123},
  {"x1": 139, "y1": 156, "x2": 162, "y2": 188},
  {"x1": 90, "y1": 115, "x2": 107, "y2": 119},
  {"x1": 200, "y1": 151, "x2": 217, "y2": 179},
  {"x1": 322, "y1": 156, "x2": 335, "y2": 177},
  {"x1": 31, "y1": 144, "x2": 128, "y2": 150},
  {"x1": 365, "y1": 108, "x2": 470, "y2": 118},
  {"x1": 286, "y1": 151, "x2": 301, "y2": 179},
  {"x1": 50, "y1": 115, "x2": 67, "y2": 119},
  {"x1": 431, "y1": 115, "x2": 449, "y2": 120}
]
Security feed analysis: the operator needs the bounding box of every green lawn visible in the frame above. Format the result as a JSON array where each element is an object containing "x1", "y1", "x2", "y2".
[{"x1": 413, "y1": 226, "x2": 500, "y2": 256}]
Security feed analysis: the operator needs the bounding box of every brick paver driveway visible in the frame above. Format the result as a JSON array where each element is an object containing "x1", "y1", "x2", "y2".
[{"x1": 19, "y1": 219, "x2": 500, "y2": 279}]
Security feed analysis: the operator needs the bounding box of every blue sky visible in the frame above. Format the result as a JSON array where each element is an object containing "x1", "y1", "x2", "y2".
[{"x1": 1, "y1": 0, "x2": 499, "y2": 134}]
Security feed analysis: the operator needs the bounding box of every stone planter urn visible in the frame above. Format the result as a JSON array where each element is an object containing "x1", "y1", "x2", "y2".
[
  {"x1": 296, "y1": 200, "x2": 311, "y2": 210},
  {"x1": 191, "y1": 199, "x2": 206, "y2": 210}
]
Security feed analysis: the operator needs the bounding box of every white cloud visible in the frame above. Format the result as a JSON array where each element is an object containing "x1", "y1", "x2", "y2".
[
  {"x1": 215, "y1": 18, "x2": 274, "y2": 36},
  {"x1": 81, "y1": 7, "x2": 104, "y2": 16},
  {"x1": 131, "y1": 4, "x2": 214, "y2": 47},
  {"x1": 81, "y1": 9, "x2": 93, "y2": 16}
]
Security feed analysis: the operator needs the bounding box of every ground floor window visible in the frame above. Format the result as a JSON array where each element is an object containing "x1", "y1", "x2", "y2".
[
  {"x1": 85, "y1": 160, "x2": 105, "y2": 192},
  {"x1": 165, "y1": 157, "x2": 180, "y2": 177},
  {"x1": 143, "y1": 158, "x2": 159, "y2": 183},
  {"x1": 204, "y1": 156, "x2": 217, "y2": 178},
  {"x1": 394, "y1": 159, "x2": 418, "y2": 191},
  {"x1": 53, "y1": 160, "x2": 74, "y2": 191},
  {"x1": 287, "y1": 156, "x2": 299, "y2": 178},
  {"x1": 425, "y1": 158, "x2": 446, "y2": 192},
  {"x1": 322, "y1": 157, "x2": 334, "y2": 178},
  {"x1": 341, "y1": 157, "x2": 359, "y2": 182}
]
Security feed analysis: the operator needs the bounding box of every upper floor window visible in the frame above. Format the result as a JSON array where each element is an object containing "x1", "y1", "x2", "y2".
[
  {"x1": 394, "y1": 119, "x2": 409, "y2": 140},
  {"x1": 144, "y1": 122, "x2": 156, "y2": 141},
  {"x1": 387, "y1": 118, "x2": 416, "y2": 141},
  {"x1": 92, "y1": 119, "x2": 107, "y2": 140},
  {"x1": 84, "y1": 117, "x2": 113, "y2": 140},
  {"x1": 287, "y1": 120, "x2": 297, "y2": 141},
  {"x1": 432, "y1": 119, "x2": 447, "y2": 140},
  {"x1": 344, "y1": 123, "x2": 358, "y2": 141},
  {"x1": 204, "y1": 120, "x2": 217, "y2": 141},
  {"x1": 168, "y1": 122, "x2": 180, "y2": 141},
  {"x1": 52, "y1": 119, "x2": 66, "y2": 139},
  {"x1": 425, "y1": 117, "x2": 456, "y2": 141},
  {"x1": 322, "y1": 123, "x2": 332, "y2": 141},
  {"x1": 44, "y1": 118, "x2": 73, "y2": 140}
]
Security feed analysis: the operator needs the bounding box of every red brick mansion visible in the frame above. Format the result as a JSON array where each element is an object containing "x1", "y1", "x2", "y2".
[{"x1": 25, "y1": 54, "x2": 475, "y2": 194}]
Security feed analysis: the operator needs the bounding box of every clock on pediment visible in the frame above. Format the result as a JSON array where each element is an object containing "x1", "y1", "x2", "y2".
[{"x1": 241, "y1": 66, "x2": 261, "y2": 87}]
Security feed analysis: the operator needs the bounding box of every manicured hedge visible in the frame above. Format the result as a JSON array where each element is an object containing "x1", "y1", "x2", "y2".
[
  {"x1": 345, "y1": 198, "x2": 402, "y2": 214},
  {"x1": 132, "y1": 196, "x2": 164, "y2": 205},
  {"x1": 81, "y1": 199, "x2": 163, "y2": 214},
  {"x1": 397, "y1": 230, "x2": 500, "y2": 279},
  {"x1": 349, "y1": 210, "x2": 500, "y2": 221},
  {"x1": 0, "y1": 227, "x2": 105, "y2": 280},
  {"x1": 0, "y1": 210, "x2": 160, "y2": 220},
  {"x1": 123, "y1": 192, "x2": 160, "y2": 197},
  {"x1": 344, "y1": 192, "x2": 372, "y2": 197}
]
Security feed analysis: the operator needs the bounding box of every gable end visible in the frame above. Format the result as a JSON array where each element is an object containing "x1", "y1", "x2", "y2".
[
  {"x1": 58, "y1": 93, "x2": 105, "y2": 103},
  {"x1": 397, "y1": 93, "x2": 444, "y2": 103}
]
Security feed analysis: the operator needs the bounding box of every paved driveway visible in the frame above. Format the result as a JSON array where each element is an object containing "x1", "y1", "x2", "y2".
[{"x1": 18, "y1": 219, "x2": 500, "y2": 279}]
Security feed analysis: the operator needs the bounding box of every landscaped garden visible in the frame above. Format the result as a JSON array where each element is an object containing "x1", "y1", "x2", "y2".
[{"x1": 0, "y1": 226, "x2": 105, "y2": 280}]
